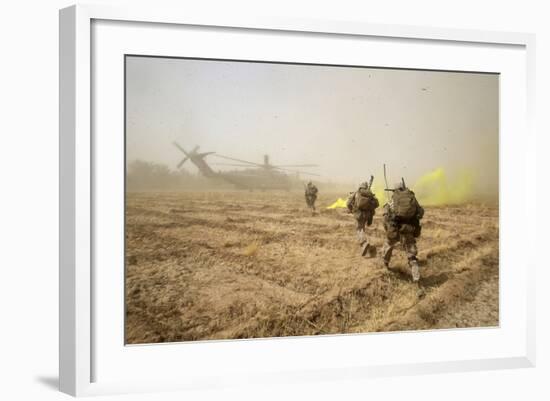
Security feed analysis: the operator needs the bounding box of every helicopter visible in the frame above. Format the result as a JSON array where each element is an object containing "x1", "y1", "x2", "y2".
[{"x1": 172, "y1": 142, "x2": 319, "y2": 190}]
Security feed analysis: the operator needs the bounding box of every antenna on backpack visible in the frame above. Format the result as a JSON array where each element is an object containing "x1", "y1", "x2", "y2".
[
  {"x1": 402, "y1": 177, "x2": 406, "y2": 189},
  {"x1": 383, "y1": 164, "x2": 395, "y2": 194}
]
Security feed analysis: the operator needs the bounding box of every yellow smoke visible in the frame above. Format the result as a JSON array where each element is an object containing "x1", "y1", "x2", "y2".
[
  {"x1": 326, "y1": 198, "x2": 348, "y2": 209},
  {"x1": 412, "y1": 167, "x2": 474, "y2": 206},
  {"x1": 370, "y1": 183, "x2": 387, "y2": 205},
  {"x1": 326, "y1": 167, "x2": 474, "y2": 209}
]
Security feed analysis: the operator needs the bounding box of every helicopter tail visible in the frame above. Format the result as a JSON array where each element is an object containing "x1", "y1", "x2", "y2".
[{"x1": 172, "y1": 142, "x2": 216, "y2": 177}]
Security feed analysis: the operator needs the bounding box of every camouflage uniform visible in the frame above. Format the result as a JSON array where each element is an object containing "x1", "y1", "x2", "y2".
[
  {"x1": 305, "y1": 182, "x2": 318, "y2": 211},
  {"x1": 347, "y1": 182, "x2": 379, "y2": 256},
  {"x1": 381, "y1": 187, "x2": 424, "y2": 281}
]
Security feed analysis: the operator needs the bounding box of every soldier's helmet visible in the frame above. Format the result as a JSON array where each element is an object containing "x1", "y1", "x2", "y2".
[
  {"x1": 359, "y1": 181, "x2": 369, "y2": 189},
  {"x1": 307, "y1": 181, "x2": 313, "y2": 186}
]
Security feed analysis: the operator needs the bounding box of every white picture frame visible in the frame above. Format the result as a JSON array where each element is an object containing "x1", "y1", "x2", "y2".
[{"x1": 59, "y1": 4, "x2": 536, "y2": 397}]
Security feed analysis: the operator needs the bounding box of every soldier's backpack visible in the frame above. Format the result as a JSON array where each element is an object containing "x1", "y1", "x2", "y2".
[
  {"x1": 306, "y1": 185, "x2": 318, "y2": 198},
  {"x1": 355, "y1": 188, "x2": 378, "y2": 211},
  {"x1": 392, "y1": 189, "x2": 418, "y2": 219}
]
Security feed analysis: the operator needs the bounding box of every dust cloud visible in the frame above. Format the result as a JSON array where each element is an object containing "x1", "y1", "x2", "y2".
[{"x1": 126, "y1": 56, "x2": 498, "y2": 204}]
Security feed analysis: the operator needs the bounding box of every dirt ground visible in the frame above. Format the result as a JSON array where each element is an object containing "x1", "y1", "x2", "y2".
[{"x1": 125, "y1": 191, "x2": 499, "y2": 344}]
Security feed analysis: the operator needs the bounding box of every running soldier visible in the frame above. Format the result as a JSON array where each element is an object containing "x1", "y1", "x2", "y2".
[
  {"x1": 381, "y1": 180, "x2": 424, "y2": 282},
  {"x1": 304, "y1": 181, "x2": 319, "y2": 212},
  {"x1": 347, "y1": 177, "x2": 379, "y2": 257}
]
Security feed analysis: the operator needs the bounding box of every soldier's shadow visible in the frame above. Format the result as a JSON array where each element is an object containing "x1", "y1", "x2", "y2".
[
  {"x1": 386, "y1": 266, "x2": 412, "y2": 282},
  {"x1": 417, "y1": 260, "x2": 450, "y2": 288},
  {"x1": 419, "y1": 272, "x2": 449, "y2": 288},
  {"x1": 386, "y1": 264, "x2": 449, "y2": 288}
]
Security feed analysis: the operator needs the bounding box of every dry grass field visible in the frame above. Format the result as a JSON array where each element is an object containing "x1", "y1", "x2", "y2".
[{"x1": 125, "y1": 191, "x2": 499, "y2": 344}]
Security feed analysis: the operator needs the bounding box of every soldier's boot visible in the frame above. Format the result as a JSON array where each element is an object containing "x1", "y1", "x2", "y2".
[
  {"x1": 360, "y1": 242, "x2": 377, "y2": 258},
  {"x1": 378, "y1": 258, "x2": 390, "y2": 270},
  {"x1": 409, "y1": 259, "x2": 420, "y2": 282},
  {"x1": 381, "y1": 243, "x2": 392, "y2": 269},
  {"x1": 357, "y1": 230, "x2": 368, "y2": 254},
  {"x1": 361, "y1": 241, "x2": 371, "y2": 257},
  {"x1": 378, "y1": 252, "x2": 390, "y2": 268}
]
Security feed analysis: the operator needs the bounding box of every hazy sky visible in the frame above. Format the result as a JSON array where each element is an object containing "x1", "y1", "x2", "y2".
[{"x1": 126, "y1": 56, "x2": 498, "y2": 190}]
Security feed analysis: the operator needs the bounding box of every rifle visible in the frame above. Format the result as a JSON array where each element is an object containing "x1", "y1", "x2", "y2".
[{"x1": 368, "y1": 175, "x2": 374, "y2": 190}]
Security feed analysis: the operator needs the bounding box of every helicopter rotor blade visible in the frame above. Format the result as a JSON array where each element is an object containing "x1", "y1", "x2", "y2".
[
  {"x1": 177, "y1": 157, "x2": 189, "y2": 169},
  {"x1": 211, "y1": 163, "x2": 254, "y2": 167},
  {"x1": 211, "y1": 153, "x2": 320, "y2": 176},
  {"x1": 196, "y1": 152, "x2": 215, "y2": 158},
  {"x1": 213, "y1": 154, "x2": 265, "y2": 167},
  {"x1": 172, "y1": 141, "x2": 189, "y2": 156},
  {"x1": 223, "y1": 173, "x2": 264, "y2": 178},
  {"x1": 272, "y1": 164, "x2": 319, "y2": 168}
]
